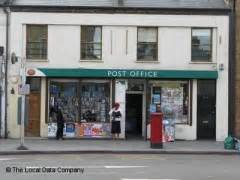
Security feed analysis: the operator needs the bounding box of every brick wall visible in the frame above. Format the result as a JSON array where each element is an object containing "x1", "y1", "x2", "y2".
[{"x1": 235, "y1": 0, "x2": 240, "y2": 137}]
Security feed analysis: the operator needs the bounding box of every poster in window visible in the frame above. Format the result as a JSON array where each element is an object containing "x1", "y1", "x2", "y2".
[
  {"x1": 150, "y1": 104, "x2": 156, "y2": 113},
  {"x1": 75, "y1": 123, "x2": 111, "y2": 138},
  {"x1": 153, "y1": 94, "x2": 161, "y2": 104},
  {"x1": 48, "y1": 123, "x2": 57, "y2": 137},
  {"x1": 65, "y1": 123, "x2": 75, "y2": 137}
]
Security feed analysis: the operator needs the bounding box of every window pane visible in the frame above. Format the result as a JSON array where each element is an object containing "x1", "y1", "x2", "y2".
[
  {"x1": 137, "y1": 43, "x2": 157, "y2": 61},
  {"x1": 49, "y1": 81, "x2": 78, "y2": 123},
  {"x1": 127, "y1": 80, "x2": 144, "y2": 91},
  {"x1": 192, "y1": 29, "x2": 212, "y2": 61},
  {"x1": 81, "y1": 43, "x2": 102, "y2": 59},
  {"x1": 49, "y1": 81, "x2": 110, "y2": 123},
  {"x1": 80, "y1": 83, "x2": 110, "y2": 122},
  {"x1": 138, "y1": 28, "x2": 157, "y2": 42},
  {"x1": 26, "y1": 78, "x2": 41, "y2": 92},
  {"x1": 149, "y1": 81, "x2": 190, "y2": 124},
  {"x1": 137, "y1": 27, "x2": 158, "y2": 61},
  {"x1": 26, "y1": 25, "x2": 47, "y2": 59},
  {"x1": 81, "y1": 26, "x2": 102, "y2": 60}
]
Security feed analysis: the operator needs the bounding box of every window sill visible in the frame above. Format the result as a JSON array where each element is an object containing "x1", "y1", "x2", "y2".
[
  {"x1": 79, "y1": 60, "x2": 103, "y2": 63},
  {"x1": 175, "y1": 123, "x2": 190, "y2": 125},
  {"x1": 135, "y1": 60, "x2": 159, "y2": 63},
  {"x1": 189, "y1": 61, "x2": 216, "y2": 64},
  {"x1": 26, "y1": 59, "x2": 49, "y2": 62}
]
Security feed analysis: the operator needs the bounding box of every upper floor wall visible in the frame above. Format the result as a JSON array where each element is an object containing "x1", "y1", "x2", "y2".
[{"x1": 9, "y1": 12, "x2": 229, "y2": 73}]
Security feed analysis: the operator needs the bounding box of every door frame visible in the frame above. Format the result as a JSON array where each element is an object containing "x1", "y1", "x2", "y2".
[
  {"x1": 197, "y1": 80, "x2": 216, "y2": 140},
  {"x1": 126, "y1": 91, "x2": 145, "y2": 139}
]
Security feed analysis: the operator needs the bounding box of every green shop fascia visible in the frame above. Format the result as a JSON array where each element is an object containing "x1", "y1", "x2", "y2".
[{"x1": 38, "y1": 68, "x2": 218, "y2": 79}]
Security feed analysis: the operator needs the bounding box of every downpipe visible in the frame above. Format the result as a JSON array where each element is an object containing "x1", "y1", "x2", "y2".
[{"x1": 3, "y1": 3, "x2": 10, "y2": 138}]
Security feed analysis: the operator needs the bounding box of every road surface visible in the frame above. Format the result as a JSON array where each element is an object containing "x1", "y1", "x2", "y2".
[{"x1": 0, "y1": 154, "x2": 239, "y2": 180}]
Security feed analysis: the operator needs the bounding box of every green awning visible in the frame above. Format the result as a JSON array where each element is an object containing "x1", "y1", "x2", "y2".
[{"x1": 38, "y1": 68, "x2": 218, "y2": 79}]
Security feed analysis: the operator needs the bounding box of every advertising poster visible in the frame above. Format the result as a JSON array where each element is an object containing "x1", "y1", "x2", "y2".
[
  {"x1": 49, "y1": 123, "x2": 111, "y2": 138},
  {"x1": 48, "y1": 123, "x2": 67, "y2": 138},
  {"x1": 101, "y1": 123, "x2": 111, "y2": 137},
  {"x1": 150, "y1": 104, "x2": 156, "y2": 113},
  {"x1": 48, "y1": 123, "x2": 57, "y2": 137},
  {"x1": 75, "y1": 123, "x2": 85, "y2": 137},
  {"x1": 153, "y1": 94, "x2": 161, "y2": 104},
  {"x1": 84, "y1": 123, "x2": 92, "y2": 136},
  {"x1": 91, "y1": 124, "x2": 103, "y2": 136},
  {"x1": 65, "y1": 123, "x2": 75, "y2": 137},
  {"x1": 75, "y1": 123, "x2": 111, "y2": 138},
  {"x1": 92, "y1": 123, "x2": 111, "y2": 137},
  {"x1": 163, "y1": 120, "x2": 175, "y2": 142}
]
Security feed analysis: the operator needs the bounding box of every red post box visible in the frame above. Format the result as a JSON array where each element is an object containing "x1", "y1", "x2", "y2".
[{"x1": 150, "y1": 112, "x2": 163, "y2": 148}]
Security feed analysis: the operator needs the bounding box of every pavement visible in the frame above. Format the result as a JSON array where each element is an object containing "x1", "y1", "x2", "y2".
[{"x1": 0, "y1": 138, "x2": 239, "y2": 155}]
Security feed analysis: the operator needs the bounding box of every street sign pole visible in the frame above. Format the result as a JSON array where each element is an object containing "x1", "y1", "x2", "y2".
[{"x1": 17, "y1": 58, "x2": 28, "y2": 150}]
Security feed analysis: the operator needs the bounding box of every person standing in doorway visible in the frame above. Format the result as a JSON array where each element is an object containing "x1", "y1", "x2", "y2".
[
  {"x1": 56, "y1": 107, "x2": 64, "y2": 140},
  {"x1": 109, "y1": 102, "x2": 122, "y2": 140}
]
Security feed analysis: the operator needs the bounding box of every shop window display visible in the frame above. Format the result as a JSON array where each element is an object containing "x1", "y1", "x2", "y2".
[
  {"x1": 160, "y1": 82, "x2": 189, "y2": 124},
  {"x1": 48, "y1": 80, "x2": 111, "y2": 138},
  {"x1": 80, "y1": 82, "x2": 110, "y2": 123},
  {"x1": 150, "y1": 81, "x2": 190, "y2": 124},
  {"x1": 49, "y1": 81, "x2": 79, "y2": 123},
  {"x1": 149, "y1": 81, "x2": 191, "y2": 141}
]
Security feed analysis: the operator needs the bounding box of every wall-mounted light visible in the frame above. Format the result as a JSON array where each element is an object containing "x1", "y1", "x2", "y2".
[
  {"x1": 0, "y1": 46, "x2": 4, "y2": 56},
  {"x1": 11, "y1": 52, "x2": 18, "y2": 64},
  {"x1": 10, "y1": 88, "x2": 15, "y2": 94},
  {"x1": 219, "y1": 63, "x2": 224, "y2": 71}
]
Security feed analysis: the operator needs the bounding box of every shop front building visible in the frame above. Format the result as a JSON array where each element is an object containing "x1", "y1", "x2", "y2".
[
  {"x1": 25, "y1": 69, "x2": 219, "y2": 141},
  {"x1": 7, "y1": 1, "x2": 230, "y2": 141}
]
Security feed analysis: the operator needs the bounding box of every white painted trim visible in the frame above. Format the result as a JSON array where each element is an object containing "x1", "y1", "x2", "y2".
[
  {"x1": 40, "y1": 78, "x2": 48, "y2": 137},
  {"x1": 12, "y1": 13, "x2": 227, "y2": 27},
  {"x1": 135, "y1": 61, "x2": 160, "y2": 64},
  {"x1": 79, "y1": 60, "x2": 103, "y2": 63},
  {"x1": 192, "y1": 80, "x2": 198, "y2": 140}
]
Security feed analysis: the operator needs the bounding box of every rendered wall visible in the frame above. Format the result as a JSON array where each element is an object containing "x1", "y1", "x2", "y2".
[
  {"x1": 7, "y1": 13, "x2": 229, "y2": 140},
  {"x1": 0, "y1": 9, "x2": 6, "y2": 138}
]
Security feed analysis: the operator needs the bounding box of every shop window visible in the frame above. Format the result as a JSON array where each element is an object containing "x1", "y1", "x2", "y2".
[
  {"x1": 48, "y1": 80, "x2": 110, "y2": 123},
  {"x1": 149, "y1": 81, "x2": 191, "y2": 124},
  {"x1": 191, "y1": 28, "x2": 212, "y2": 62},
  {"x1": 80, "y1": 82, "x2": 110, "y2": 123},
  {"x1": 49, "y1": 81, "x2": 79, "y2": 123},
  {"x1": 137, "y1": 27, "x2": 158, "y2": 61},
  {"x1": 81, "y1": 26, "x2": 102, "y2": 60},
  {"x1": 26, "y1": 25, "x2": 47, "y2": 60}
]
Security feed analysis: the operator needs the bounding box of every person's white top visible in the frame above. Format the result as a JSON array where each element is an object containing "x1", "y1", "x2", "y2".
[{"x1": 109, "y1": 108, "x2": 122, "y2": 122}]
